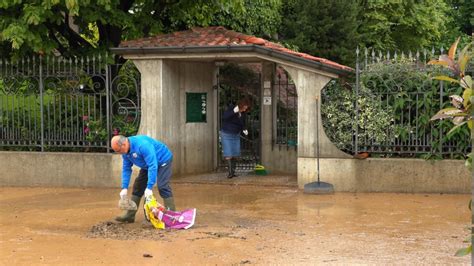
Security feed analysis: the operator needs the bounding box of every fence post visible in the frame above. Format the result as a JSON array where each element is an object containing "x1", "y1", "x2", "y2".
[
  {"x1": 439, "y1": 80, "x2": 444, "y2": 154},
  {"x1": 354, "y1": 47, "x2": 360, "y2": 155},
  {"x1": 215, "y1": 63, "x2": 221, "y2": 171},
  {"x1": 39, "y1": 55, "x2": 44, "y2": 152},
  {"x1": 106, "y1": 56, "x2": 110, "y2": 153}
]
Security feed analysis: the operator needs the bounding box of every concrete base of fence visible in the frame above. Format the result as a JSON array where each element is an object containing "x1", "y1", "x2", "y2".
[
  {"x1": 298, "y1": 157, "x2": 471, "y2": 193},
  {"x1": 0, "y1": 152, "x2": 124, "y2": 188},
  {"x1": 0, "y1": 152, "x2": 471, "y2": 194}
]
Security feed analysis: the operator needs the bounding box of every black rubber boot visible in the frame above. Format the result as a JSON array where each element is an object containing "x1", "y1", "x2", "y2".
[
  {"x1": 115, "y1": 195, "x2": 141, "y2": 223},
  {"x1": 231, "y1": 159, "x2": 238, "y2": 178},
  {"x1": 163, "y1": 197, "x2": 176, "y2": 211},
  {"x1": 227, "y1": 159, "x2": 234, "y2": 179}
]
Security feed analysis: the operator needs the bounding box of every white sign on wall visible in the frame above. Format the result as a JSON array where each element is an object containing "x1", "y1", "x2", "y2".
[
  {"x1": 264, "y1": 81, "x2": 271, "y2": 89},
  {"x1": 263, "y1": 96, "x2": 272, "y2": 105}
]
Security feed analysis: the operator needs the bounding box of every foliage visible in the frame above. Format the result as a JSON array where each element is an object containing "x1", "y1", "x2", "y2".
[
  {"x1": 276, "y1": 0, "x2": 470, "y2": 66},
  {"x1": 322, "y1": 79, "x2": 394, "y2": 153},
  {"x1": 197, "y1": 0, "x2": 282, "y2": 38},
  {"x1": 429, "y1": 38, "x2": 473, "y2": 137},
  {"x1": 445, "y1": 0, "x2": 474, "y2": 36},
  {"x1": 358, "y1": 0, "x2": 451, "y2": 51},
  {"x1": 363, "y1": 59, "x2": 471, "y2": 157},
  {"x1": 219, "y1": 63, "x2": 260, "y2": 92},
  {"x1": 83, "y1": 117, "x2": 106, "y2": 142},
  {"x1": 322, "y1": 57, "x2": 472, "y2": 157},
  {"x1": 278, "y1": 0, "x2": 360, "y2": 66},
  {"x1": 428, "y1": 37, "x2": 473, "y2": 256},
  {"x1": 0, "y1": 0, "x2": 282, "y2": 61},
  {"x1": 438, "y1": 0, "x2": 474, "y2": 49}
]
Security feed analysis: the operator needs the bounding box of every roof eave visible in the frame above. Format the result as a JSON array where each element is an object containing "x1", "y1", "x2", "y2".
[{"x1": 110, "y1": 45, "x2": 353, "y2": 76}]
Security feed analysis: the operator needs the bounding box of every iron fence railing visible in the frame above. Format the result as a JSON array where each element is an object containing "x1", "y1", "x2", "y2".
[
  {"x1": 336, "y1": 47, "x2": 472, "y2": 157},
  {"x1": 274, "y1": 66, "x2": 297, "y2": 149},
  {"x1": 0, "y1": 55, "x2": 140, "y2": 152},
  {"x1": 273, "y1": 47, "x2": 472, "y2": 158}
]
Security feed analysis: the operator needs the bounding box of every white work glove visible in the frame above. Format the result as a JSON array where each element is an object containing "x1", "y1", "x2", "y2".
[
  {"x1": 119, "y1": 188, "x2": 128, "y2": 199},
  {"x1": 243, "y1": 129, "x2": 248, "y2": 136},
  {"x1": 233, "y1": 105, "x2": 239, "y2": 113},
  {"x1": 144, "y1": 188, "x2": 153, "y2": 200}
]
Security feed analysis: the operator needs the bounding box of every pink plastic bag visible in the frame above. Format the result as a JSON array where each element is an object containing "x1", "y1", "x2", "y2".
[{"x1": 152, "y1": 207, "x2": 196, "y2": 229}]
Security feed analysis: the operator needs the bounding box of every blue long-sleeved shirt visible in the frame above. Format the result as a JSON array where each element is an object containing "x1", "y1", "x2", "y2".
[
  {"x1": 121, "y1": 135, "x2": 172, "y2": 190},
  {"x1": 221, "y1": 105, "x2": 246, "y2": 134}
]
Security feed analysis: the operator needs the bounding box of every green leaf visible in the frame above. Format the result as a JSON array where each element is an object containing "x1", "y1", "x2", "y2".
[
  {"x1": 65, "y1": 0, "x2": 79, "y2": 15},
  {"x1": 458, "y1": 43, "x2": 472, "y2": 73},
  {"x1": 23, "y1": 5, "x2": 43, "y2": 25},
  {"x1": 427, "y1": 60, "x2": 449, "y2": 66},
  {"x1": 2, "y1": 23, "x2": 28, "y2": 49},
  {"x1": 433, "y1": 76, "x2": 460, "y2": 84},
  {"x1": 461, "y1": 76, "x2": 472, "y2": 90},
  {"x1": 455, "y1": 245, "x2": 472, "y2": 256},
  {"x1": 431, "y1": 107, "x2": 461, "y2": 121},
  {"x1": 462, "y1": 88, "x2": 473, "y2": 107},
  {"x1": 447, "y1": 122, "x2": 468, "y2": 137}
]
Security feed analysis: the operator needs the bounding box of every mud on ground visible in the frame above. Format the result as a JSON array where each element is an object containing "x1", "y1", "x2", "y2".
[{"x1": 0, "y1": 184, "x2": 470, "y2": 265}]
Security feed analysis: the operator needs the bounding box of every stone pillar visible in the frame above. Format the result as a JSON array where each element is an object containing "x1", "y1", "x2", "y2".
[
  {"x1": 281, "y1": 66, "x2": 351, "y2": 188},
  {"x1": 132, "y1": 59, "x2": 165, "y2": 139},
  {"x1": 260, "y1": 62, "x2": 274, "y2": 170}
]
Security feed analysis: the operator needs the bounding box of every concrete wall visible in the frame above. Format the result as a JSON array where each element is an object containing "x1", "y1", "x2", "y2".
[
  {"x1": 0, "y1": 152, "x2": 469, "y2": 194},
  {"x1": 298, "y1": 157, "x2": 471, "y2": 193},
  {"x1": 263, "y1": 145, "x2": 297, "y2": 174},
  {"x1": 0, "y1": 152, "x2": 122, "y2": 187},
  {"x1": 133, "y1": 59, "x2": 215, "y2": 175}
]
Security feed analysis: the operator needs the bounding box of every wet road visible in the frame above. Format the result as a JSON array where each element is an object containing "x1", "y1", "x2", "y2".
[{"x1": 0, "y1": 184, "x2": 470, "y2": 265}]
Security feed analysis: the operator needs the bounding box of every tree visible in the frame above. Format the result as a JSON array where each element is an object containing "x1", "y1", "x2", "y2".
[
  {"x1": 358, "y1": 0, "x2": 451, "y2": 51},
  {"x1": 439, "y1": 0, "x2": 474, "y2": 48},
  {"x1": 446, "y1": 0, "x2": 474, "y2": 36},
  {"x1": 0, "y1": 0, "x2": 282, "y2": 62},
  {"x1": 277, "y1": 0, "x2": 360, "y2": 66}
]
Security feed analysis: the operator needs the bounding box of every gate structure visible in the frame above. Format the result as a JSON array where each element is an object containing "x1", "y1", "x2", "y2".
[
  {"x1": 0, "y1": 54, "x2": 140, "y2": 152},
  {"x1": 217, "y1": 63, "x2": 261, "y2": 173}
]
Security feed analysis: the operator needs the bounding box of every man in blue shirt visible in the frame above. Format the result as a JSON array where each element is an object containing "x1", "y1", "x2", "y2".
[{"x1": 111, "y1": 135, "x2": 175, "y2": 223}]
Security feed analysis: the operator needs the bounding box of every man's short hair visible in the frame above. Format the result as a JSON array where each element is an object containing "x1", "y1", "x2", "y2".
[{"x1": 116, "y1": 136, "x2": 127, "y2": 147}]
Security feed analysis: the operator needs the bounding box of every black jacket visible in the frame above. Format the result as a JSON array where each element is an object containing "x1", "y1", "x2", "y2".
[{"x1": 221, "y1": 105, "x2": 246, "y2": 134}]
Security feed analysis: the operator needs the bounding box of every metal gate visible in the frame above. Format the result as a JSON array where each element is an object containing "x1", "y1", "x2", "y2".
[
  {"x1": 0, "y1": 54, "x2": 140, "y2": 152},
  {"x1": 216, "y1": 63, "x2": 261, "y2": 173}
]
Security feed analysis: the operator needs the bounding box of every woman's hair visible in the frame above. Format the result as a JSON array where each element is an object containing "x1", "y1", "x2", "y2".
[{"x1": 237, "y1": 98, "x2": 252, "y2": 110}]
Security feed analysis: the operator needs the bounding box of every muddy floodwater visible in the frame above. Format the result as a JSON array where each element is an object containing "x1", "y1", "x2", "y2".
[{"x1": 0, "y1": 183, "x2": 470, "y2": 265}]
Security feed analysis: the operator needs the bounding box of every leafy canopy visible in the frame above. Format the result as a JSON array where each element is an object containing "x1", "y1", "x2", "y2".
[{"x1": 0, "y1": 0, "x2": 282, "y2": 59}]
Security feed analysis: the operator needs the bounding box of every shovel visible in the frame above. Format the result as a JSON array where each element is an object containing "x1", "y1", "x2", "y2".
[{"x1": 118, "y1": 196, "x2": 137, "y2": 211}]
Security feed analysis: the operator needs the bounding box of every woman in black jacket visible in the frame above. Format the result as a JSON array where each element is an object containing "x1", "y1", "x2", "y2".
[{"x1": 220, "y1": 98, "x2": 251, "y2": 178}]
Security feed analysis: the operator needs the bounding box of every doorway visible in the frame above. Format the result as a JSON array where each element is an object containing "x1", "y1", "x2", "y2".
[{"x1": 216, "y1": 63, "x2": 261, "y2": 173}]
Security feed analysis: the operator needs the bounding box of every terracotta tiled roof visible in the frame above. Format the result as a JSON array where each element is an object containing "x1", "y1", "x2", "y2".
[{"x1": 119, "y1": 26, "x2": 353, "y2": 73}]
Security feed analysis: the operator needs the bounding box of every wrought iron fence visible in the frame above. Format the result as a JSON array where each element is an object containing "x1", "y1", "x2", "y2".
[
  {"x1": 0, "y1": 54, "x2": 140, "y2": 152},
  {"x1": 322, "y1": 47, "x2": 472, "y2": 158},
  {"x1": 274, "y1": 66, "x2": 297, "y2": 148}
]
